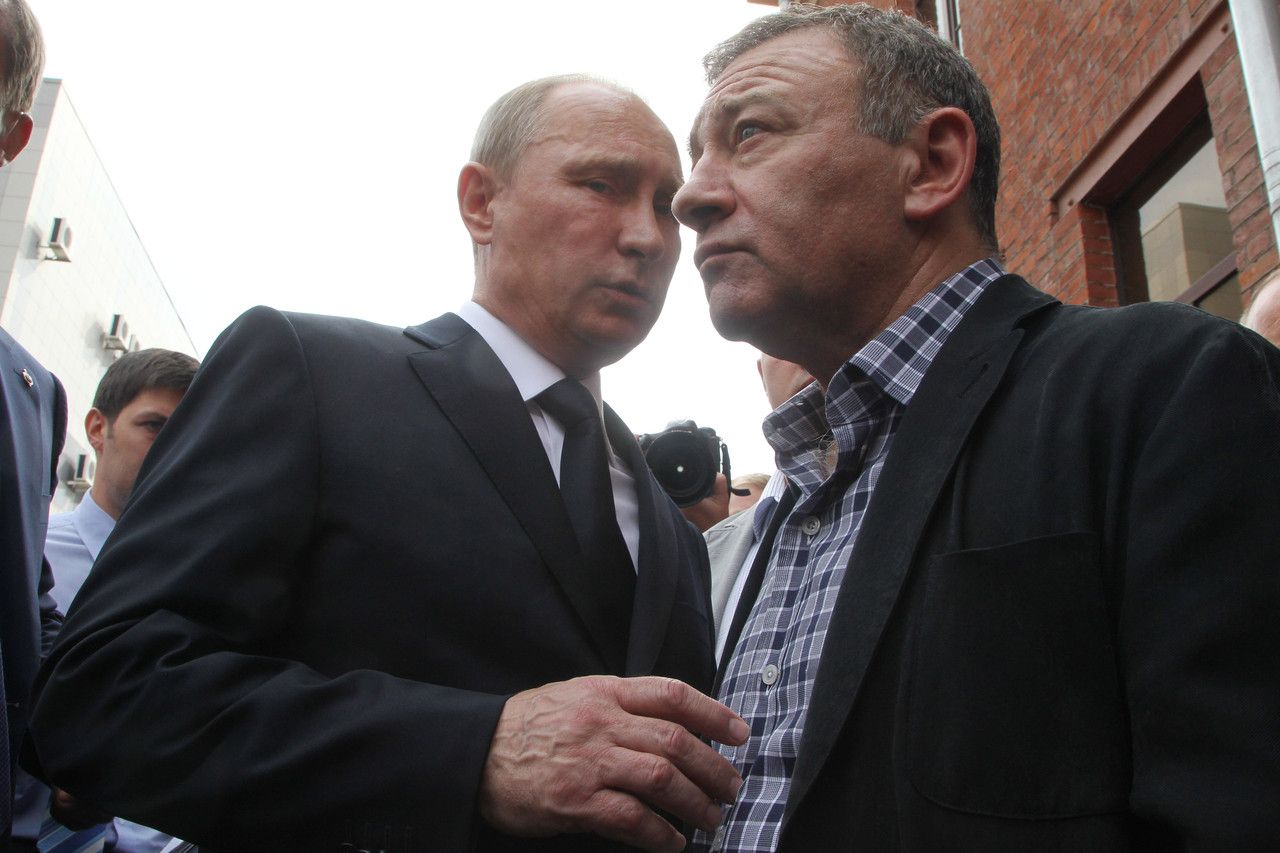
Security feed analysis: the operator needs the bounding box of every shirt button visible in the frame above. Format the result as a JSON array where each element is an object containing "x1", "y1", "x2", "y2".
[
  {"x1": 801, "y1": 516, "x2": 821, "y2": 535},
  {"x1": 761, "y1": 663, "x2": 780, "y2": 686}
]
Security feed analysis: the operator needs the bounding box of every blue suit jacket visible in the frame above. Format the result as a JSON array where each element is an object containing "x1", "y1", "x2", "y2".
[{"x1": 0, "y1": 328, "x2": 65, "y2": 838}]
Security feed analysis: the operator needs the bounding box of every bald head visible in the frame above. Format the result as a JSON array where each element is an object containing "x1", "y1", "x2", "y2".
[
  {"x1": 470, "y1": 74, "x2": 649, "y2": 183},
  {"x1": 1242, "y1": 273, "x2": 1280, "y2": 347}
]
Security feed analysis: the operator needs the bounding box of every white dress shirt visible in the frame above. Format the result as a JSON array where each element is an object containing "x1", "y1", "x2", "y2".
[
  {"x1": 34, "y1": 491, "x2": 176, "y2": 853},
  {"x1": 456, "y1": 302, "x2": 641, "y2": 570}
]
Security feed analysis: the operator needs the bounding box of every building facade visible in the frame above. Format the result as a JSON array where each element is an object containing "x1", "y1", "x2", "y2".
[
  {"x1": 746, "y1": 0, "x2": 1280, "y2": 316},
  {"x1": 0, "y1": 80, "x2": 197, "y2": 513}
]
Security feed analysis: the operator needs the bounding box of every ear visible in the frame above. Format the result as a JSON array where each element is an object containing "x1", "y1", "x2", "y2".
[
  {"x1": 0, "y1": 113, "x2": 33, "y2": 166},
  {"x1": 901, "y1": 107, "x2": 976, "y2": 224},
  {"x1": 457, "y1": 162, "x2": 502, "y2": 247},
  {"x1": 85, "y1": 408, "x2": 107, "y2": 455}
]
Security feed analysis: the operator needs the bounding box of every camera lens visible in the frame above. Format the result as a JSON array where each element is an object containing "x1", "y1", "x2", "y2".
[{"x1": 644, "y1": 430, "x2": 716, "y2": 507}]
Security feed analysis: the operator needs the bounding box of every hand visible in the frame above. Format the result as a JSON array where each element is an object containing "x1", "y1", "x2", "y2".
[
  {"x1": 51, "y1": 788, "x2": 113, "y2": 829},
  {"x1": 478, "y1": 675, "x2": 749, "y2": 852},
  {"x1": 680, "y1": 474, "x2": 730, "y2": 532}
]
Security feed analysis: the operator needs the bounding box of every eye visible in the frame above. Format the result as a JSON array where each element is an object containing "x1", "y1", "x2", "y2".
[
  {"x1": 585, "y1": 179, "x2": 611, "y2": 194},
  {"x1": 735, "y1": 123, "x2": 764, "y2": 145},
  {"x1": 654, "y1": 200, "x2": 676, "y2": 220}
]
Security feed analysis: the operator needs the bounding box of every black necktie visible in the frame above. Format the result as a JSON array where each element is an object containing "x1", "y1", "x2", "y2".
[{"x1": 537, "y1": 379, "x2": 636, "y2": 619}]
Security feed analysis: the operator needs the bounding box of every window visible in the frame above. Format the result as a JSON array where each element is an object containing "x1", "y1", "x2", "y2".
[{"x1": 1109, "y1": 113, "x2": 1242, "y2": 320}]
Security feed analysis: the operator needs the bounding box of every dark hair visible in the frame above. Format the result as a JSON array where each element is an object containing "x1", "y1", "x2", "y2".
[
  {"x1": 93, "y1": 348, "x2": 200, "y2": 421},
  {"x1": 0, "y1": 0, "x2": 44, "y2": 115},
  {"x1": 705, "y1": 2, "x2": 1001, "y2": 250}
]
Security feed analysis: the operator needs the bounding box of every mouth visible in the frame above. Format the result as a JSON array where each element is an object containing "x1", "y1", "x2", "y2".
[
  {"x1": 600, "y1": 280, "x2": 652, "y2": 308},
  {"x1": 693, "y1": 242, "x2": 745, "y2": 270}
]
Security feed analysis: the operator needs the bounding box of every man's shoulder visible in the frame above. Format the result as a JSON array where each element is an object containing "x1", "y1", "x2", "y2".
[
  {"x1": 213, "y1": 306, "x2": 457, "y2": 366},
  {"x1": 1011, "y1": 281, "x2": 1260, "y2": 367}
]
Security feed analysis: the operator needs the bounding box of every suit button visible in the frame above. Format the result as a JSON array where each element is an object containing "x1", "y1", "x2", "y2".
[
  {"x1": 800, "y1": 516, "x2": 821, "y2": 535},
  {"x1": 761, "y1": 663, "x2": 780, "y2": 685}
]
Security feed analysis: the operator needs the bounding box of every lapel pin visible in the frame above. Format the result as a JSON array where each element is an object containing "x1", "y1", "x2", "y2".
[{"x1": 20, "y1": 368, "x2": 34, "y2": 388}]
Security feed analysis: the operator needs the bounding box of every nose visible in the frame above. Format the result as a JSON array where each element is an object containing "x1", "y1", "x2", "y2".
[
  {"x1": 618, "y1": 199, "x2": 671, "y2": 262},
  {"x1": 673, "y1": 158, "x2": 734, "y2": 233}
]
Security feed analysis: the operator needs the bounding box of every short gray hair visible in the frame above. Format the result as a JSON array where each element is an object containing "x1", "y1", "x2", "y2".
[
  {"x1": 0, "y1": 0, "x2": 43, "y2": 116},
  {"x1": 471, "y1": 74, "x2": 639, "y2": 181},
  {"x1": 704, "y1": 3, "x2": 1001, "y2": 251}
]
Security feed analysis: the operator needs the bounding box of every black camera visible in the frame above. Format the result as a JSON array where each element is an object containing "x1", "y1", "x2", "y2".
[{"x1": 638, "y1": 420, "x2": 739, "y2": 507}]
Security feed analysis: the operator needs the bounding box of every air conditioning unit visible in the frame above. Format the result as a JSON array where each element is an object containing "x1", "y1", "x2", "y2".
[
  {"x1": 102, "y1": 314, "x2": 130, "y2": 352},
  {"x1": 43, "y1": 217, "x2": 73, "y2": 262},
  {"x1": 66, "y1": 453, "x2": 94, "y2": 493}
]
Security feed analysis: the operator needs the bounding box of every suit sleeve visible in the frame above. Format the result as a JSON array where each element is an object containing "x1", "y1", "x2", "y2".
[
  {"x1": 39, "y1": 374, "x2": 68, "y2": 656},
  {"x1": 1120, "y1": 321, "x2": 1280, "y2": 845},
  {"x1": 27, "y1": 307, "x2": 507, "y2": 851}
]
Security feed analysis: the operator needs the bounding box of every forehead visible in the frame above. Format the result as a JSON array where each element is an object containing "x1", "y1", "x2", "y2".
[
  {"x1": 691, "y1": 28, "x2": 858, "y2": 150},
  {"x1": 519, "y1": 84, "x2": 683, "y2": 187}
]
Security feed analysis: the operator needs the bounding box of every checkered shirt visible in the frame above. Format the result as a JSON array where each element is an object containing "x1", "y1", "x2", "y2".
[{"x1": 695, "y1": 259, "x2": 1004, "y2": 852}]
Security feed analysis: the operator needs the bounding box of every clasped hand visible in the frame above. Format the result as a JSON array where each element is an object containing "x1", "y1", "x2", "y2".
[{"x1": 479, "y1": 675, "x2": 749, "y2": 851}]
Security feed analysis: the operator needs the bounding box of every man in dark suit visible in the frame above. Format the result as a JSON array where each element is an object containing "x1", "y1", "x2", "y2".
[
  {"x1": 0, "y1": 1, "x2": 63, "y2": 847},
  {"x1": 28, "y1": 75, "x2": 747, "y2": 853},
  {"x1": 673, "y1": 4, "x2": 1280, "y2": 850}
]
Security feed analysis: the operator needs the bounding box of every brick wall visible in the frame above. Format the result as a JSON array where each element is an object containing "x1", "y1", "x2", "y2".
[{"x1": 958, "y1": 0, "x2": 1277, "y2": 304}]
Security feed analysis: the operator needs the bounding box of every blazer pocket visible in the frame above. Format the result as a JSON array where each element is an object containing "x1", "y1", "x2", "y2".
[{"x1": 907, "y1": 531, "x2": 1129, "y2": 818}]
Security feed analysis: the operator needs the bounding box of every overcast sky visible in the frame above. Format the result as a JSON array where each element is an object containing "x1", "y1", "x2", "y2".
[{"x1": 28, "y1": 0, "x2": 783, "y2": 476}]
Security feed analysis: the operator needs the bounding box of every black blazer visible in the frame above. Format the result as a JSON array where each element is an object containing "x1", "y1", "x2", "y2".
[
  {"x1": 0, "y1": 329, "x2": 65, "y2": 836},
  {"x1": 728, "y1": 277, "x2": 1280, "y2": 850},
  {"x1": 27, "y1": 307, "x2": 714, "y2": 852}
]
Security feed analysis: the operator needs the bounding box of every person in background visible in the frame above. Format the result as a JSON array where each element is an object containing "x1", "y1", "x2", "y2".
[
  {"x1": 726, "y1": 474, "x2": 769, "y2": 516},
  {"x1": 14, "y1": 349, "x2": 198, "y2": 852},
  {"x1": 1240, "y1": 269, "x2": 1280, "y2": 346},
  {"x1": 674, "y1": 3, "x2": 1280, "y2": 849},
  {"x1": 704, "y1": 356, "x2": 812, "y2": 657}
]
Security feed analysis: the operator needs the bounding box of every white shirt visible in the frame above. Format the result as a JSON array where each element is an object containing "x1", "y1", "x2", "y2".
[
  {"x1": 40, "y1": 490, "x2": 176, "y2": 853},
  {"x1": 45, "y1": 489, "x2": 115, "y2": 614},
  {"x1": 456, "y1": 302, "x2": 641, "y2": 570},
  {"x1": 714, "y1": 470, "x2": 789, "y2": 662}
]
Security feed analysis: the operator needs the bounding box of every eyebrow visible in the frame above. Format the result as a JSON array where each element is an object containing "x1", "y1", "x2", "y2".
[
  {"x1": 688, "y1": 90, "x2": 777, "y2": 157},
  {"x1": 564, "y1": 155, "x2": 684, "y2": 195}
]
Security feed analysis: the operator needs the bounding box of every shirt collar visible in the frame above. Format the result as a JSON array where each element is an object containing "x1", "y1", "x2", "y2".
[
  {"x1": 456, "y1": 301, "x2": 604, "y2": 411},
  {"x1": 75, "y1": 490, "x2": 117, "y2": 559},
  {"x1": 763, "y1": 257, "x2": 1005, "y2": 468}
]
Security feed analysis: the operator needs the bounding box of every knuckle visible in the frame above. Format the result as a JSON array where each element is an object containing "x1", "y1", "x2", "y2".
[
  {"x1": 655, "y1": 677, "x2": 687, "y2": 708},
  {"x1": 604, "y1": 797, "x2": 650, "y2": 834},
  {"x1": 640, "y1": 754, "x2": 677, "y2": 791},
  {"x1": 657, "y1": 721, "x2": 691, "y2": 758}
]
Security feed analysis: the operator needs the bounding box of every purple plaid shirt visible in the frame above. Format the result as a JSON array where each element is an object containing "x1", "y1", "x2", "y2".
[{"x1": 696, "y1": 259, "x2": 1004, "y2": 852}]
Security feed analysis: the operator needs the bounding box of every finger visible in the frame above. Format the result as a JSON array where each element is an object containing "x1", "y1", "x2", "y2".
[
  {"x1": 615, "y1": 677, "x2": 750, "y2": 746},
  {"x1": 598, "y1": 745, "x2": 724, "y2": 832},
  {"x1": 581, "y1": 787, "x2": 687, "y2": 853},
  {"x1": 613, "y1": 718, "x2": 741, "y2": 805}
]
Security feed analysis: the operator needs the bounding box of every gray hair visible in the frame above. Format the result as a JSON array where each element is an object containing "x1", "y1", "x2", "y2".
[
  {"x1": 0, "y1": 0, "x2": 43, "y2": 117},
  {"x1": 704, "y1": 3, "x2": 1001, "y2": 250},
  {"x1": 470, "y1": 74, "x2": 640, "y2": 181}
]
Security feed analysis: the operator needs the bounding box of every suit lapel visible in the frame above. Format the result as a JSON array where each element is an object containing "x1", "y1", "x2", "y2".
[
  {"x1": 605, "y1": 405, "x2": 677, "y2": 676},
  {"x1": 403, "y1": 314, "x2": 628, "y2": 672},
  {"x1": 783, "y1": 277, "x2": 1058, "y2": 823}
]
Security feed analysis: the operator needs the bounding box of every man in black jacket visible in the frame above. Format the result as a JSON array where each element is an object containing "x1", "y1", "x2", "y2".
[
  {"x1": 29, "y1": 75, "x2": 746, "y2": 852},
  {"x1": 673, "y1": 4, "x2": 1280, "y2": 850}
]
